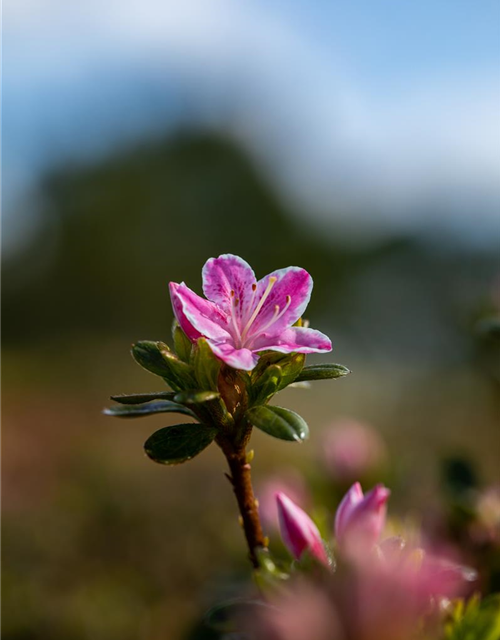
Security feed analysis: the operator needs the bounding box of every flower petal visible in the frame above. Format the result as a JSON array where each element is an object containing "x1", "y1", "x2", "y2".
[
  {"x1": 276, "y1": 492, "x2": 329, "y2": 565},
  {"x1": 172, "y1": 282, "x2": 231, "y2": 342},
  {"x1": 202, "y1": 254, "x2": 257, "y2": 320},
  {"x1": 334, "y1": 482, "x2": 364, "y2": 542},
  {"x1": 169, "y1": 282, "x2": 202, "y2": 341},
  {"x1": 251, "y1": 327, "x2": 332, "y2": 354},
  {"x1": 247, "y1": 267, "x2": 313, "y2": 339},
  {"x1": 208, "y1": 341, "x2": 259, "y2": 371}
]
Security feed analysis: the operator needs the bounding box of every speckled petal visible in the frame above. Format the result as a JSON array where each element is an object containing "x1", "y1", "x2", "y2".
[
  {"x1": 202, "y1": 254, "x2": 257, "y2": 322},
  {"x1": 172, "y1": 282, "x2": 231, "y2": 342},
  {"x1": 246, "y1": 267, "x2": 313, "y2": 339},
  {"x1": 251, "y1": 327, "x2": 332, "y2": 354}
]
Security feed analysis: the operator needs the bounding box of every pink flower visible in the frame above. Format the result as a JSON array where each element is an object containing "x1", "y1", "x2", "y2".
[
  {"x1": 321, "y1": 419, "x2": 386, "y2": 482},
  {"x1": 276, "y1": 492, "x2": 329, "y2": 565},
  {"x1": 258, "y1": 473, "x2": 309, "y2": 530},
  {"x1": 169, "y1": 254, "x2": 332, "y2": 371},
  {"x1": 334, "y1": 482, "x2": 390, "y2": 556}
]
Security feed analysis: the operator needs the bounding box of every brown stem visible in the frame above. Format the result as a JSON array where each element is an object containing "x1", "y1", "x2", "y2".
[{"x1": 218, "y1": 435, "x2": 266, "y2": 568}]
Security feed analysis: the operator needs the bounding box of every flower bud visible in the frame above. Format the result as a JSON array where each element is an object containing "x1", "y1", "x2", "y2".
[
  {"x1": 276, "y1": 492, "x2": 328, "y2": 565},
  {"x1": 334, "y1": 482, "x2": 390, "y2": 556}
]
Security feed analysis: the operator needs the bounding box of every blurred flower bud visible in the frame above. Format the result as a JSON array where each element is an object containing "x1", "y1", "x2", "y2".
[
  {"x1": 258, "y1": 473, "x2": 309, "y2": 530},
  {"x1": 276, "y1": 492, "x2": 328, "y2": 565},
  {"x1": 334, "y1": 482, "x2": 390, "y2": 556},
  {"x1": 320, "y1": 419, "x2": 386, "y2": 483}
]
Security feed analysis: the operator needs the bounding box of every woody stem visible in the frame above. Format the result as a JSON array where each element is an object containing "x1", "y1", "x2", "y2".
[{"x1": 217, "y1": 434, "x2": 266, "y2": 568}]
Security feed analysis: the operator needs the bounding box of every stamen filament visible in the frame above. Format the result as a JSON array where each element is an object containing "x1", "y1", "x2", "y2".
[
  {"x1": 241, "y1": 276, "x2": 277, "y2": 343},
  {"x1": 229, "y1": 290, "x2": 242, "y2": 342},
  {"x1": 246, "y1": 295, "x2": 292, "y2": 341}
]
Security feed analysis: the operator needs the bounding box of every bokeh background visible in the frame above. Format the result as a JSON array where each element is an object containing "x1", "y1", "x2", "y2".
[{"x1": 3, "y1": 1, "x2": 500, "y2": 638}]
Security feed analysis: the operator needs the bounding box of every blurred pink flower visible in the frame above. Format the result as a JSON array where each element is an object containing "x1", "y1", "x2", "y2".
[
  {"x1": 251, "y1": 581, "x2": 344, "y2": 640},
  {"x1": 321, "y1": 419, "x2": 386, "y2": 482},
  {"x1": 334, "y1": 482, "x2": 390, "y2": 557},
  {"x1": 258, "y1": 473, "x2": 309, "y2": 530},
  {"x1": 276, "y1": 492, "x2": 329, "y2": 565},
  {"x1": 250, "y1": 544, "x2": 474, "y2": 640},
  {"x1": 169, "y1": 254, "x2": 331, "y2": 371}
]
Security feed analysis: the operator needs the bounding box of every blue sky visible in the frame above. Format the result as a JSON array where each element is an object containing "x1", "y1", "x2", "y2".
[{"x1": 4, "y1": 0, "x2": 500, "y2": 251}]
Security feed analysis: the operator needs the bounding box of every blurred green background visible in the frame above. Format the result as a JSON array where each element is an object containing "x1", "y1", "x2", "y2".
[{"x1": 3, "y1": 1, "x2": 500, "y2": 638}]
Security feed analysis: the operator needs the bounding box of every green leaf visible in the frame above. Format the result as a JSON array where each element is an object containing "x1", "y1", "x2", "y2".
[
  {"x1": 295, "y1": 363, "x2": 350, "y2": 382},
  {"x1": 278, "y1": 353, "x2": 306, "y2": 389},
  {"x1": 103, "y1": 400, "x2": 197, "y2": 419},
  {"x1": 144, "y1": 423, "x2": 217, "y2": 464},
  {"x1": 252, "y1": 352, "x2": 305, "y2": 390},
  {"x1": 246, "y1": 405, "x2": 309, "y2": 442},
  {"x1": 192, "y1": 338, "x2": 221, "y2": 391},
  {"x1": 251, "y1": 364, "x2": 282, "y2": 405},
  {"x1": 132, "y1": 341, "x2": 173, "y2": 377},
  {"x1": 110, "y1": 392, "x2": 177, "y2": 404},
  {"x1": 445, "y1": 594, "x2": 500, "y2": 640},
  {"x1": 131, "y1": 341, "x2": 196, "y2": 390},
  {"x1": 173, "y1": 390, "x2": 220, "y2": 404},
  {"x1": 172, "y1": 321, "x2": 193, "y2": 362}
]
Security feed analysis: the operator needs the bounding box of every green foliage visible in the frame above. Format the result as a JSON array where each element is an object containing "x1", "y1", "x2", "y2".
[
  {"x1": 144, "y1": 424, "x2": 217, "y2": 464},
  {"x1": 172, "y1": 321, "x2": 193, "y2": 362},
  {"x1": 131, "y1": 341, "x2": 196, "y2": 390},
  {"x1": 131, "y1": 341, "x2": 174, "y2": 377},
  {"x1": 295, "y1": 363, "x2": 350, "y2": 382},
  {"x1": 103, "y1": 400, "x2": 196, "y2": 419},
  {"x1": 192, "y1": 338, "x2": 221, "y2": 391},
  {"x1": 251, "y1": 364, "x2": 282, "y2": 405},
  {"x1": 245, "y1": 405, "x2": 309, "y2": 442},
  {"x1": 252, "y1": 352, "x2": 305, "y2": 391},
  {"x1": 110, "y1": 391, "x2": 177, "y2": 404},
  {"x1": 173, "y1": 390, "x2": 220, "y2": 404},
  {"x1": 445, "y1": 595, "x2": 500, "y2": 640}
]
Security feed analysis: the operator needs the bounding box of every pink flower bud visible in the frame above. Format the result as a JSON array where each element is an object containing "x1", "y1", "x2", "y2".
[
  {"x1": 258, "y1": 473, "x2": 309, "y2": 530},
  {"x1": 276, "y1": 492, "x2": 328, "y2": 565},
  {"x1": 334, "y1": 482, "x2": 390, "y2": 556}
]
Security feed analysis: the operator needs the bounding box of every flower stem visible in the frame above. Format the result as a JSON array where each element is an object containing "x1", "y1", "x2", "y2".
[{"x1": 217, "y1": 435, "x2": 266, "y2": 568}]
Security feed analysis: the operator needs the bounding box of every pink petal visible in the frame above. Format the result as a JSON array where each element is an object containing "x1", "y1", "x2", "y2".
[
  {"x1": 208, "y1": 341, "x2": 259, "y2": 371},
  {"x1": 173, "y1": 282, "x2": 231, "y2": 342},
  {"x1": 276, "y1": 492, "x2": 328, "y2": 565},
  {"x1": 169, "y1": 282, "x2": 202, "y2": 342},
  {"x1": 347, "y1": 484, "x2": 390, "y2": 543},
  {"x1": 336, "y1": 484, "x2": 391, "y2": 554},
  {"x1": 248, "y1": 267, "x2": 313, "y2": 338},
  {"x1": 251, "y1": 327, "x2": 332, "y2": 354},
  {"x1": 202, "y1": 254, "x2": 257, "y2": 320},
  {"x1": 334, "y1": 482, "x2": 364, "y2": 541}
]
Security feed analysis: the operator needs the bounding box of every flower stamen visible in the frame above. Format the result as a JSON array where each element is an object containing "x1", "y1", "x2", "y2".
[
  {"x1": 246, "y1": 295, "x2": 292, "y2": 343},
  {"x1": 229, "y1": 290, "x2": 242, "y2": 342},
  {"x1": 241, "y1": 276, "x2": 277, "y2": 343}
]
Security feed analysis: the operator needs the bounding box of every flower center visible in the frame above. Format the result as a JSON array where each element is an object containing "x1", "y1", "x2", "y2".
[{"x1": 240, "y1": 276, "x2": 277, "y2": 344}]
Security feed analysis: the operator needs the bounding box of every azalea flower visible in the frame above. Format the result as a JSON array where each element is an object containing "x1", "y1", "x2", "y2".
[
  {"x1": 334, "y1": 482, "x2": 390, "y2": 557},
  {"x1": 169, "y1": 254, "x2": 332, "y2": 371},
  {"x1": 276, "y1": 492, "x2": 329, "y2": 565}
]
